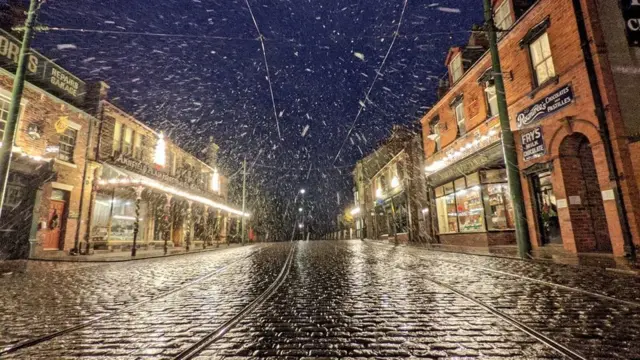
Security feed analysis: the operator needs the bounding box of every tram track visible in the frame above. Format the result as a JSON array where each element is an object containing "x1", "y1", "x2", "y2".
[
  {"x1": 171, "y1": 243, "x2": 296, "y2": 360},
  {"x1": 0, "y1": 247, "x2": 266, "y2": 357},
  {"x1": 366, "y1": 240, "x2": 640, "y2": 308}
]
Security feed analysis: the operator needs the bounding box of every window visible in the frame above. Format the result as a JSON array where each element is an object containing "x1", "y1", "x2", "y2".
[
  {"x1": 494, "y1": 0, "x2": 513, "y2": 37},
  {"x1": 483, "y1": 183, "x2": 514, "y2": 230},
  {"x1": 484, "y1": 82, "x2": 499, "y2": 117},
  {"x1": 529, "y1": 33, "x2": 555, "y2": 86},
  {"x1": 449, "y1": 54, "x2": 463, "y2": 83},
  {"x1": 122, "y1": 127, "x2": 133, "y2": 155},
  {"x1": 454, "y1": 101, "x2": 466, "y2": 136},
  {"x1": 429, "y1": 117, "x2": 441, "y2": 151},
  {"x1": 456, "y1": 185, "x2": 485, "y2": 233},
  {"x1": 4, "y1": 184, "x2": 25, "y2": 208},
  {"x1": 133, "y1": 132, "x2": 142, "y2": 159},
  {"x1": 434, "y1": 177, "x2": 486, "y2": 234},
  {"x1": 112, "y1": 121, "x2": 122, "y2": 154},
  {"x1": 57, "y1": 128, "x2": 77, "y2": 162},
  {"x1": 0, "y1": 97, "x2": 9, "y2": 141}
]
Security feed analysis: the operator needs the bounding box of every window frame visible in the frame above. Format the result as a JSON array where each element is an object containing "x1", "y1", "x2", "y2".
[
  {"x1": 429, "y1": 116, "x2": 441, "y2": 152},
  {"x1": 494, "y1": 0, "x2": 513, "y2": 37},
  {"x1": 0, "y1": 96, "x2": 10, "y2": 141},
  {"x1": 122, "y1": 126, "x2": 133, "y2": 155},
  {"x1": 453, "y1": 100, "x2": 466, "y2": 137},
  {"x1": 57, "y1": 128, "x2": 77, "y2": 163},
  {"x1": 449, "y1": 54, "x2": 464, "y2": 83},
  {"x1": 112, "y1": 120, "x2": 122, "y2": 155},
  {"x1": 484, "y1": 81, "x2": 499, "y2": 118},
  {"x1": 528, "y1": 32, "x2": 556, "y2": 87}
]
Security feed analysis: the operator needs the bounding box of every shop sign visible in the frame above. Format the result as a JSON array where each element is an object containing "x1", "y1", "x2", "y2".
[
  {"x1": 54, "y1": 116, "x2": 69, "y2": 134},
  {"x1": 521, "y1": 126, "x2": 546, "y2": 161},
  {"x1": 0, "y1": 29, "x2": 86, "y2": 104},
  {"x1": 111, "y1": 152, "x2": 207, "y2": 193},
  {"x1": 621, "y1": 0, "x2": 640, "y2": 47},
  {"x1": 516, "y1": 85, "x2": 573, "y2": 129},
  {"x1": 428, "y1": 143, "x2": 504, "y2": 185}
]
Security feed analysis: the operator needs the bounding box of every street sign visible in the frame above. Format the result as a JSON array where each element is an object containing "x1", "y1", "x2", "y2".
[{"x1": 521, "y1": 126, "x2": 545, "y2": 161}]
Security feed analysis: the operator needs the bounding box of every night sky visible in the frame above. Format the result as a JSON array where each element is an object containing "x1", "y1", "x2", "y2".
[{"x1": 30, "y1": 0, "x2": 482, "y2": 234}]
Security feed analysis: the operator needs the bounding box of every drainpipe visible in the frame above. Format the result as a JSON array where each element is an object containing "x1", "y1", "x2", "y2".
[
  {"x1": 72, "y1": 114, "x2": 94, "y2": 255},
  {"x1": 571, "y1": 0, "x2": 636, "y2": 261}
]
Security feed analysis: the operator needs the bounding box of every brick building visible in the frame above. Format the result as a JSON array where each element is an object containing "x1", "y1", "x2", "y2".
[
  {"x1": 422, "y1": 0, "x2": 640, "y2": 258},
  {"x1": 353, "y1": 126, "x2": 429, "y2": 244},
  {"x1": 0, "y1": 26, "x2": 96, "y2": 259}
]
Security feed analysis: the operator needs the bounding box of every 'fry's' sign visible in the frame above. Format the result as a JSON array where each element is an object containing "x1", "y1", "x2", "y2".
[
  {"x1": 622, "y1": 0, "x2": 640, "y2": 47},
  {"x1": 516, "y1": 85, "x2": 573, "y2": 129}
]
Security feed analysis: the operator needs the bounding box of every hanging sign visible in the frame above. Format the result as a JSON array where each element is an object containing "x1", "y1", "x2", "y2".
[
  {"x1": 516, "y1": 85, "x2": 574, "y2": 129},
  {"x1": 621, "y1": 0, "x2": 640, "y2": 47},
  {"x1": 54, "y1": 116, "x2": 69, "y2": 134},
  {"x1": 521, "y1": 126, "x2": 545, "y2": 161}
]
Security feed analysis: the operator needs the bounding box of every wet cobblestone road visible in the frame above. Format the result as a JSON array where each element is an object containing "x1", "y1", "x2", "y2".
[{"x1": 1, "y1": 240, "x2": 639, "y2": 359}]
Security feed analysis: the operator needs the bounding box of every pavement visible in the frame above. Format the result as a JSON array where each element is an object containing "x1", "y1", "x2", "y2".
[{"x1": 1, "y1": 240, "x2": 639, "y2": 359}]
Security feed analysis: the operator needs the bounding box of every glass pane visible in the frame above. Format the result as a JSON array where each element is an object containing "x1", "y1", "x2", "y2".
[
  {"x1": 540, "y1": 33, "x2": 552, "y2": 58},
  {"x1": 483, "y1": 183, "x2": 514, "y2": 230},
  {"x1": 546, "y1": 58, "x2": 556, "y2": 77},
  {"x1": 436, "y1": 194, "x2": 458, "y2": 234},
  {"x1": 536, "y1": 64, "x2": 549, "y2": 84},
  {"x1": 456, "y1": 186, "x2": 485, "y2": 232},
  {"x1": 530, "y1": 40, "x2": 543, "y2": 65}
]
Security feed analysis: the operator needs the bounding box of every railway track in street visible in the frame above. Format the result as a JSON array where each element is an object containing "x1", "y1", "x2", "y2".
[
  {"x1": 171, "y1": 244, "x2": 296, "y2": 360},
  {"x1": 0, "y1": 247, "x2": 266, "y2": 357}
]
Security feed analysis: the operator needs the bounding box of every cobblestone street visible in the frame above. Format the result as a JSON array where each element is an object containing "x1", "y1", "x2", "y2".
[{"x1": 1, "y1": 240, "x2": 639, "y2": 359}]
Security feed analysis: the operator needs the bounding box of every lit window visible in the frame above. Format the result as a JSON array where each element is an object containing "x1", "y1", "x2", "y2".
[
  {"x1": 133, "y1": 132, "x2": 142, "y2": 159},
  {"x1": 122, "y1": 127, "x2": 133, "y2": 155},
  {"x1": 449, "y1": 54, "x2": 463, "y2": 83},
  {"x1": 58, "y1": 128, "x2": 77, "y2": 163},
  {"x1": 429, "y1": 117, "x2": 441, "y2": 151},
  {"x1": 112, "y1": 121, "x2": 122, "y2": 154},
  {"x1": 529, "y1": 33, "x2": 556, "y2": 86},
  {"x1": 494, "y1": 1, "x2": 513, "y2": 37},
  {"x1": 454, "y1": 101, "x2": 466, "y2": 136},
  {"x1": 485, "y1": 83, "x2": 499, "y2": 117}
]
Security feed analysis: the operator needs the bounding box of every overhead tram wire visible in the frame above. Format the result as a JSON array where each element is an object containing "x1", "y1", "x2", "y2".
[
  {"x1": 332, "y1": 0, "x2": 409, "y2": 165},
  {"x1": 244, "y1": 0, "x2": 282, "y2": 140}
]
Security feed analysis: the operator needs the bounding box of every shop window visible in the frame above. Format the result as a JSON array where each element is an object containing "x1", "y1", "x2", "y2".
[
  {"x1": 453, "y1": 100, "x2": 466, "y2": 136},
  {"x1": 449, "y1": 54, "x2": 463, "y2": 83},
  {"x1": 484, "y1": 82, "x2": 499, "y2": 118},
  {"x1": 456, "y1": 185, "x2": 485, "y2": 233},
  {"x1": 4, "y1": 184, "x2": 26, "y2": 208},
  {"x1": 57, "y1": 128, "x2": 77, "y2": 163},
  {"x1": 529, "y1": 33, "x2": 555, "y2": 86},
  {"x1": 494, "y1": 0, "x2": 513, "y2": 37},
  {"x1": 483, "y1": 183, "x2": 514, "y2": 230},
  {"x1": 436, "y1": 193, "x2": 458, "y2": 234},
  {"x1": 112, "y1": 120, "x2": 122, "y2": 154},
  {"x1": 0, "y1": 96, "x2": 10, "y2": 140},
  {"x1": 91, "y1": 190, "x2": 148, "y2": 242}
]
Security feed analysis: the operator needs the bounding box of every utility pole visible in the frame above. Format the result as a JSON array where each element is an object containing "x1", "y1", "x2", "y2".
[
  {"x1": 0, "y1": 0, "x2": 39, "y2": 217},
  {"x1": 240, "y1": 156, "x2": 247, "y2": 245},
  {"x1": 483, "y1": 0, "x2": 531, "y2": 258}
]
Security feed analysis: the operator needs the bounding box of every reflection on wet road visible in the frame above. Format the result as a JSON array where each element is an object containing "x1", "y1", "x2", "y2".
[{"x1": 2, "y1": 240, "x2": 639, "y2": 359}]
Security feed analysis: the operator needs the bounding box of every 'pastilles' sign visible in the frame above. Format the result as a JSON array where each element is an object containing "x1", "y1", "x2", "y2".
[
  {"x1": 516, "y1": 85, "x2": 573, "y2": 129},
  {"x1": 521, "y1": 126, "x2": 545, "y2": 161}
]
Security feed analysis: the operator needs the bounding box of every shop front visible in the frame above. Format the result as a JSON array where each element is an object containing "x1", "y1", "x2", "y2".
[
  {"x1": 427, "y1": 142, "x2": 516, "y2": 247},
  {"x1": 88, "y1": 163, "x2": 240, "y2": 252}
]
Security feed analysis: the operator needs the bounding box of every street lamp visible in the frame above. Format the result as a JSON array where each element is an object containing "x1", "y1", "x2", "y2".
[
  {"x1": 298, "y1": 223, "x2": 304, "y2": 229},
  {"x1": 298, "y1": 207, "x2": 303, "y2": 212},
  {"x1": 300, "y1": 189, "x2": 306, "y2": 194}
]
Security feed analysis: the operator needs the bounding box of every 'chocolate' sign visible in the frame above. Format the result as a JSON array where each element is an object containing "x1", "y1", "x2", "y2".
[{"x1": 516, "y1": 85, "x2": 573, "y2": 129}]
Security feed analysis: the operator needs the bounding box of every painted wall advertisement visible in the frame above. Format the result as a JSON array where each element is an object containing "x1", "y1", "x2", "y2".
[
  {"x1": 516, "y1": 85, "x2": 574, "y2": 129},
  {"x1": 521, "y1": 126, "x2": 545, "y2": 161},
  {"x1": 621, "y1": 0, "x2": 640, "y2": 47}
]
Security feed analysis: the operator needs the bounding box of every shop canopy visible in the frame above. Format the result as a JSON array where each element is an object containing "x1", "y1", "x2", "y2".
[{"x1": 97, "y1": 163, "x2": 249, "y2": 218}]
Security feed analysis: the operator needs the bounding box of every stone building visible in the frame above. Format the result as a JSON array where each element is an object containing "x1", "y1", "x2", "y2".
[
  {"x1": 422, "y1": 0, "x2": 640, "y2": 258},
  {"x1": 353, "y1": 126, "x2": 429, "y2": 244}
]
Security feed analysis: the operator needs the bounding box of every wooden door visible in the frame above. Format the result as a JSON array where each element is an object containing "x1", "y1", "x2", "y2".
[{"x1": 43, "y1": 200, "x2": 66, "y2": 250}]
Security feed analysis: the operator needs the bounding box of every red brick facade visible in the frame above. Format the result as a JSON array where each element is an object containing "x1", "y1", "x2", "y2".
[{"x1": 422, "y1": 0, "x2": 640, "y2": 257}]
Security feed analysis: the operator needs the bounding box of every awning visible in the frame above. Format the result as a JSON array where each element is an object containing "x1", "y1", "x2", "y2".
[
  {"x1": 427, "y1": 142, "x2": 504, "y2": 185},
  {"x1": 97, "y1": 163, "x2": 249, "y2": 217}
]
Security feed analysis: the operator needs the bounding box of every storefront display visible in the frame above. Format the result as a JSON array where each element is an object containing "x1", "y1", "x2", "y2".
[{"x1": 434, "y1": 170, "x2": 513, "y2": 235}]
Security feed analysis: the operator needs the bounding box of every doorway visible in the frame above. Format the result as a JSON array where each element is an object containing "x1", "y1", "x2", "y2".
[
  {"x1": 43, "y1": 190, "x2": 68, "y2": 250},
  {"x1": 558, "y1": 133, "x2": 612, "y2": 252},
  {"x1": 531, "y1": 171, "x2": 561, "y2": 245}
]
